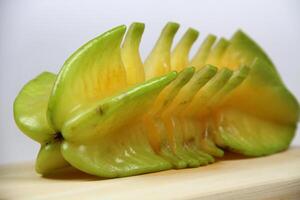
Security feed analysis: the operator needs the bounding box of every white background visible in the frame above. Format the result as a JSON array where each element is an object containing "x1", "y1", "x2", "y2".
[{"x1": 0, "y1": 0, "x2": 299, "y2": 164}]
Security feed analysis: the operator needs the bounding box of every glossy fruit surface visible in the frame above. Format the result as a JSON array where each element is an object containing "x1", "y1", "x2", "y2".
[
  {"x1": 14, "y1": 22, "x2": 299, "y2": 178},
  {"x1": 48, "y1": 26, "x2": 127, "y2": 131},
  {"x1": 14, "y1": 72, "x2": 56, "y2": 143}
]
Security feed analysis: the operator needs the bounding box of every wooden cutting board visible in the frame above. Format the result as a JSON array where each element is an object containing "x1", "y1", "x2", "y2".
[{"x1": 1, "y1": 147, "x2": 300, "y2": 200}]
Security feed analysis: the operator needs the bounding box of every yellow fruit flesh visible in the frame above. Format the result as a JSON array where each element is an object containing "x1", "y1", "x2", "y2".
[
  {"x1": 184, "y1": 68, "x2": 233, "y2": 117},
  {"x1": 144, "y1": 22, "x2": 179, "y2": 79},
  {"x1": 171, "y1": 28, "x2": 199, "y2": 72},
  {"x1": 206, "y1": 38, "x2": 229, "y2": 67},
  {"x1": 138, "y1": 27, "x2": 298, "y2": 160},
  {"x1": 190, "y1": 34, "x2": 217, "y2": 69},
  {"x1": 121, "y1": 23, "x2": 145, "y2": 86}
]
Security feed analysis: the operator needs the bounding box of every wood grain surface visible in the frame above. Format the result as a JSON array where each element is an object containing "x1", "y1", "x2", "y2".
[{"x1": 1, "y1": 147, "x2": 300, "y2": 200}]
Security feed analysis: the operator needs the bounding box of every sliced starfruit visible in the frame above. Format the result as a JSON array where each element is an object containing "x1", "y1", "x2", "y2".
[{"x1": 14, "y1": 22, "x2": 299, "y2": 178}]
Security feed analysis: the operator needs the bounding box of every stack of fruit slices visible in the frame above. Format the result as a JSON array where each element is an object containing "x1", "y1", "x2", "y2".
[{"x1": 14, "y1": 22, "x2": 299, "y2": 178}]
